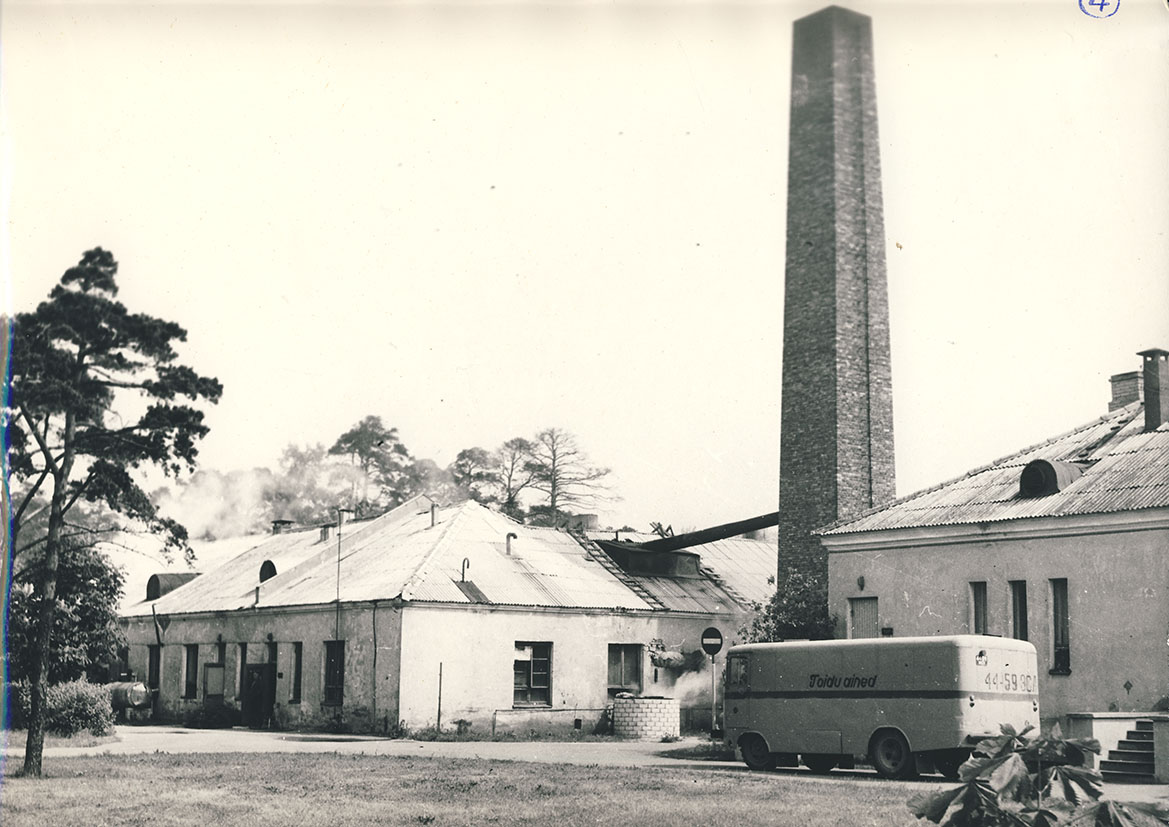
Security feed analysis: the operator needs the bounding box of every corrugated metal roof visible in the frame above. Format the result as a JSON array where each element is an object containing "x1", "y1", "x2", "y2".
[
  {"x1": 585, "y1": 532, "x2": 776, "y2": 608},
  {"x1": 127, "y1": 496, "x2": 659, "y2": 616},
  {"x1": 821, "y1": 403, "x2": 1169, "y2": 536}
]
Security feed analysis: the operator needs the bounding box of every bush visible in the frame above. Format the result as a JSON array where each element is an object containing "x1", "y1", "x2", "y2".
[
  {"x1": 183, "y1": 704, "x2": 239, "y2": 730},
  {"x1": 4, "y1": 681, "x2": 32, "y2": 729},
  {"x1": 909, "y1": 724, "x2": 1169, "y2": 826},
  {"x1": 43, "y1": 679, "x2": 115, "y2": 737}
]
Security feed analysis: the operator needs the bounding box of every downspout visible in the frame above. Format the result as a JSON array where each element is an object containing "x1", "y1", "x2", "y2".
[{"x1": 371, "y1": 600, "x2": 379, "y2": 727}]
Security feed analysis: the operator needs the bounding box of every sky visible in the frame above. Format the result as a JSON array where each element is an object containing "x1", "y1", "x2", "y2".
[{"x1": 4, "y1": 0, "x2": 1168, "y2": 534}]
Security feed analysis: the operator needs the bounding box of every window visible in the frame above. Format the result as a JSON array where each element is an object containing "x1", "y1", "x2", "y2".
[
  {"x1": 1050, "y1": 578, "x2": 1070, "y2": 674},
  {"x1": 290, "y1": 642, "x2": 303, "y2": 703},
  {"x1": 607, "y1": 644, "x2": 642, "y2": 697},
  {"x1": 1010, "y1": 581, "x2": 1029, "y2": 641},
  {"x1": 216, "y1": 640, "x2": 226, "y2": 665},
  {"x1": 183, "y1": 644, "x2": 199, "y2": 699},
  {"x1": 238, "y1": 643, "x2": 248, "y2": 696},
  {"x1": 513, "y1": 642, "x2": 551, "y2": 706},
  {"x1": 324, "y1": 641, "x2": 345, "y2": 705},
  {"x1": 147, "y1": 644, "x2": 161, "y2": 691},
  {"x1": 848, "y1": 597, "x2": 879, "y2": 638},
  {"x1": 727, "y1": 655, "x2": 749, "y2": 695},
  {"x1": 267, "y1": 640, "x2": 277, "y2": 665},
  {"x1": 970, "y1": 581, "x2": 988, "y2": 635}
]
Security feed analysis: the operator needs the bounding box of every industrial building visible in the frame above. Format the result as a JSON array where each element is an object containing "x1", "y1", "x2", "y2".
[{"x1": 121, "y1": 496, "x2": 774, "y2": 734}]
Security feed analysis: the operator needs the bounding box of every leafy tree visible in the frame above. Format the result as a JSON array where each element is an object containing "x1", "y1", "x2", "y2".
[
  {"x1": 328, "y1": 415, "x2": 412, "y2": 512},
  {"x1": 495, "y1": 437, "x2": 535, "y2": 518},
  {"x1": 266, "y1": 442, "x2": 345, "y2": 525},
  {"x1": 524, "y1": 427, "x2": 611, "y2": 519},
  {"x1": 740, "y1": 567, "x2": 836, "y2": 642},
  {"x1": 400, "y1": 457, "x2": 461, "y2": 504},
  {"x1": 448, "y1": 447, "x2": 500, "y2": 504},
  {"x1": 909, "y1": 724, "x2": 1169, "y2": 827},
  {"x1": 7, "y1": 539, "x2": 126, "y2": 686},
  {"x1": 6, "y1": 248, "x2": 221, "y2": 775}
]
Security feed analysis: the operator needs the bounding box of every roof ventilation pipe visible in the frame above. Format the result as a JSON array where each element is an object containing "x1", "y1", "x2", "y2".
[
  {"x1": 506, "y1": 532, "x2": 518, "y2": 555},
  {"x1": 1019, "y1": 459, "x2": 1084, "y2": 498},
  {"x1": 430, "y1": 503, "x2": 437, "y2": 528}
]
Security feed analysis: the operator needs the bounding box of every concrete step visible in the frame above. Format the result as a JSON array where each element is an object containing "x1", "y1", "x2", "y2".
[
  {"x1": 1117, "y1": 739, "x2": 1155, "y2": 753},
  {"x1": 1127, "y1": 729, "x2": 1153, "y2": 741},
  {"x1": 1101, "y1": 759, "x2": 1155, "y2": 776},
  {"x1": 1101, "y1": 769, "x2": 1158, "y2": 784},
  {"x1": 1108, "y1": 749, "x2": 1154, "y2": 762},
  {"x1": 1134, "y1": 720, "x2": 1155, "y2": 732}
]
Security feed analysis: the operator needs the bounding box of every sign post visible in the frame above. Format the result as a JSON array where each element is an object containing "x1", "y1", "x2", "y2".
[{"x1": 701, "y1": 627, "x2": 723, "y2": 747}]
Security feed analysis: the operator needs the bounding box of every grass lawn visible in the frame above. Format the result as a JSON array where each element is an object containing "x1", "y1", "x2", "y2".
[
  {"x1": 1, "y1": 752, "x2": 926, "y2": 827},
  {"x1": 3, "y1": 730, "x2": 120, "y2": 750}
]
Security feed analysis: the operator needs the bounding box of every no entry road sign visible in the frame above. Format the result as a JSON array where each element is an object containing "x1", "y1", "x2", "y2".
[{"x1": 701, "y1": 627, "x2": 723, "y2": 656}]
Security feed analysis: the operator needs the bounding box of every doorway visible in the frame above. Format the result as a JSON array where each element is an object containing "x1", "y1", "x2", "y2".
[{"x1": 241, "y1": 663, "x2": 276, "y2": 729}]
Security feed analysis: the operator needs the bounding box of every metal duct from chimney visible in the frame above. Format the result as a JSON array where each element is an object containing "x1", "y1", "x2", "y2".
[
  {"x1": 506, "y1": 532, "x2": 518, "y2": 555},
  {"x1": 320, "y1": 523, "x2": 332, "y2": 543},
  {"x1": 430, "y1": 503, "x2": 437, "y2": 528},
  {"x1": 1019, "y1": 459, "x2": 1084, "y2": 498},
  {"x1": 1139, "y1": 348, "x2": 1169, "y2": 432}
]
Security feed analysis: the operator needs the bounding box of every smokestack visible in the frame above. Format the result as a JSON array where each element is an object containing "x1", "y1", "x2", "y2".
[
  {"x1": 1139, "y1": 348, "x2": 1169, "y2": 432},
  {"x1": 271, "y1": 519, "x2": 293, "y2": 535},
  {"x1": 320, "y1": 524, "x2": 332, "y2": 543}
]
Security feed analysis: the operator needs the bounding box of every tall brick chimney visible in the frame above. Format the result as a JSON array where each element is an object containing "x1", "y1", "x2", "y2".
[
  {"x1": 1139, "y1": 348, "x2": 1169, "y2": 432},
  {"x1": 777, "y1": 6, "x2": 895, "y2": 593}
]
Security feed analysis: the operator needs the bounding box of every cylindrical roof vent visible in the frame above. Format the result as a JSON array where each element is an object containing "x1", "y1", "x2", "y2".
[{"x1": 1019, "y1": 459, "x2": 1083, "y2": 498}]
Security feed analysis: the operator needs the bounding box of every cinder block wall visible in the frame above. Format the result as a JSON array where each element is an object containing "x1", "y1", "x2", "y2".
[{"x1": 612, "y1": 697, "x2": 680, "y2": 740}]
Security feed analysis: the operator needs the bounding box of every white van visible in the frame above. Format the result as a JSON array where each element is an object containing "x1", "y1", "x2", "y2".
[{"x1": 723, "y1": 635, "x2": 1039, "y2": 778}]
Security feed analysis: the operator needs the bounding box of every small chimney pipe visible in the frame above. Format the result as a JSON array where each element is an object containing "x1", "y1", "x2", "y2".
[
  {"x1": 1140, "y1": 348, "x2": 1169, "y2": 432},
  {"x1": 506, "y1": 532, "x2": 518, "y2": 555},
  {"x1": 430, "y1": 503, "x2": 437, "y2": 528}
]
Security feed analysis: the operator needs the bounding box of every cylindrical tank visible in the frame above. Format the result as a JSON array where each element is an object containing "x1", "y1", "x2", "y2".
[{"x1": 108, "y1": 682, "x2": 151, "y2": 710}]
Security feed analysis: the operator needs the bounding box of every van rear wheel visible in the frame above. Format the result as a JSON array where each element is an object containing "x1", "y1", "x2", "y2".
[
  {"x1": 869, "y1": 730, "x2": 916, "y2": 779},
  {"x1": 802, "y1": 754, "x2": 837, "y2": 774},
  {"x1": 739, "y1": 734, "x2": 776, "y2": 771}
]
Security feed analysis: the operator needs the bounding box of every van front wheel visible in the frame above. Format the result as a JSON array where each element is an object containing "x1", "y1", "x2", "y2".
[
  {"x1": 869, "y1": 730, "x2": 916, "y2": 779},
  {"x1": 740, "y1": 734, "x2": 776, "y2": 771}
]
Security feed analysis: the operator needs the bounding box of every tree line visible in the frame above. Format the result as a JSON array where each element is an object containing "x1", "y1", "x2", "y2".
[{"x1": 157, "y1": 418, "x2": 615, "y2": 538}]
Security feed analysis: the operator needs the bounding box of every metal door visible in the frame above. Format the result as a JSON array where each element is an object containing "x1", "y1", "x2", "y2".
[{"x1": 849, "y1": 597, "x2": 879, "y2": 639}]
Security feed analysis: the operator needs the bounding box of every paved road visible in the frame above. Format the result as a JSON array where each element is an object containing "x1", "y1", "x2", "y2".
[{"x1": 5, "y1": 725, "x2": 1168, "y2": 806}]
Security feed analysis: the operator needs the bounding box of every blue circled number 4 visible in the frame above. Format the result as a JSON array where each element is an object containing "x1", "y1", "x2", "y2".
[{"x1": 1089, "y1": 0, "x2": 1111, "y2": 10}]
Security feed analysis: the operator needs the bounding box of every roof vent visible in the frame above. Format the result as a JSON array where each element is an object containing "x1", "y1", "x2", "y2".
[
  {"x1": 271, "y1": 519, "x2": 294, "y2": 535},
  {"x1": 1019, "y1": 459, "x2": 1083, "y2": 498},
  {"x1": 146, "y1": 572, "x2": 200, "y2": 601}
]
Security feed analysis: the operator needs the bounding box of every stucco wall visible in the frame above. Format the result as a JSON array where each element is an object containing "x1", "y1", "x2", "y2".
[
  {"x1": 396, "y1": 605, "x2": 737, "y2": 735},
  {"x1": 123, "y1": 601, "x2": 403, "y2": 733},
  {"x1": 124, "y1": 600, "x2": 740, "y2": 735},
  {"x1": 826, "y1": 521, "x2": 1169, "y2": 724}
]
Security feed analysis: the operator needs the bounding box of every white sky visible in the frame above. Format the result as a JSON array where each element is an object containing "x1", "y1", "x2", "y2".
[{"x1": 4, "y1": 0, "x2": 1168, "y2": 533}]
